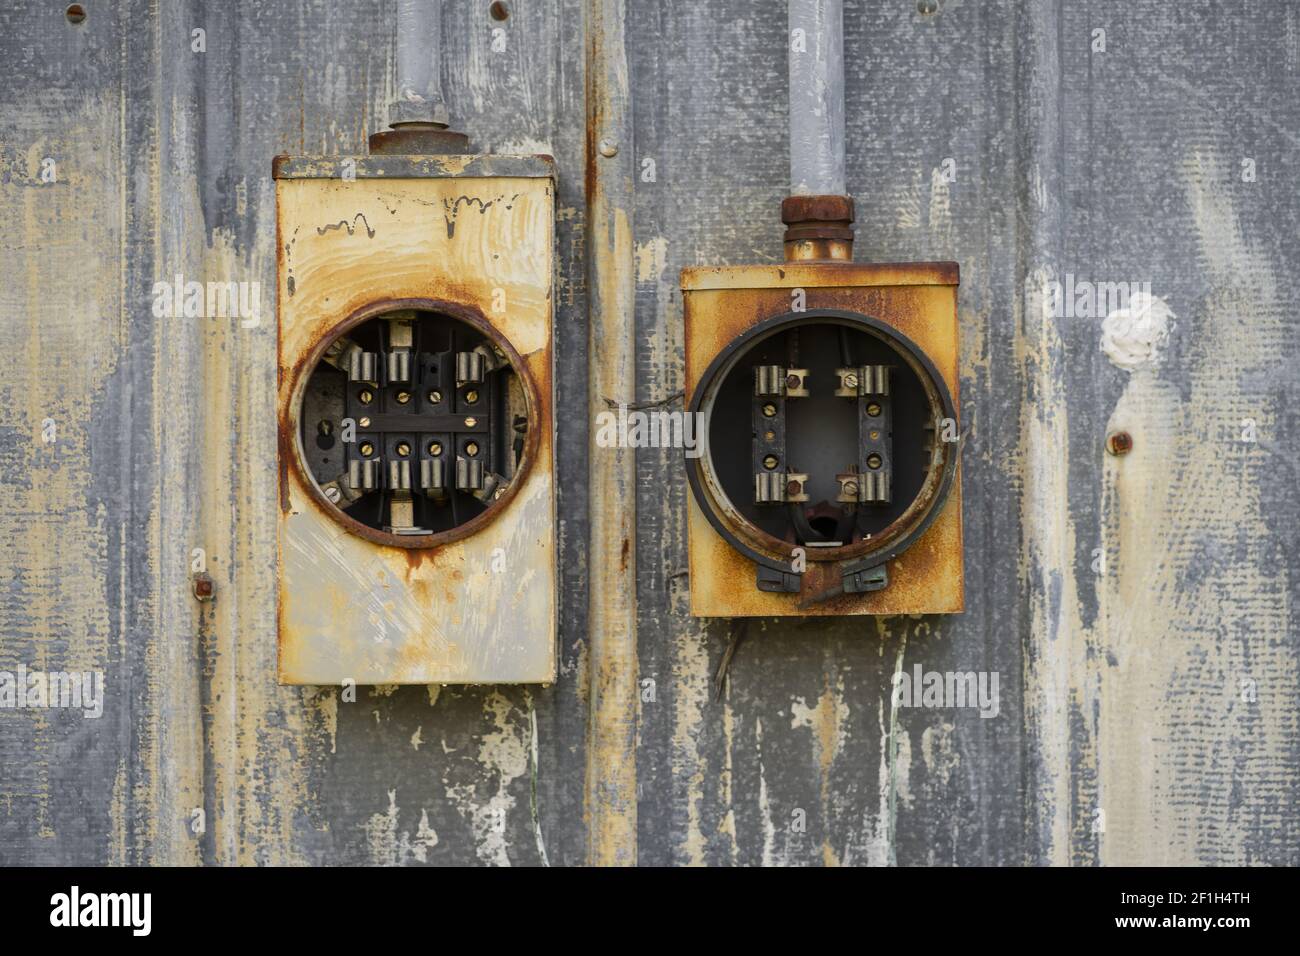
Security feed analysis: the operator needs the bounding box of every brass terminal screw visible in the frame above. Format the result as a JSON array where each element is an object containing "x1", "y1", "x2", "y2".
[
  {"x1": 866, "y1": 453, "x2": 883, "y2": 469},
  {"x1": 465, "y1": 417, "x2": 478, "y2": 428},
  {"x1": 359, "y1": 441, "x2": 375, "y2": 457},
  {"x1": 395, "y1": 390, "x2": 411, "y2": 404},
  {"x1": 866, "y1": 402, "x2": 882, "y2": 417},
  {"x1": 428, "y1": 441, "x2": 443, "y2": 456},
  {"x1": 1106, "y1": 431, "x2": 1133, "y2": 456},
  {"x1": 428, "y1": 389, "x2": 442, "y2": 404},
  {"x1": 762, "y1": 455, "x2": 779, "y2": 470},
  {"x1": 762, "y1": 403, "x2": 778, "y2": 418},
  {"x1": 842, "y1": 479, "x2": 859, "y2": 497},
  {"x1": 465, "y1": 442, "x2": 480, "y2": 457},
  {"x1": 465, "y1": 389, "x2": 480, "y2": 404},
  {"x1": 359, "y1": 417, "x2": 371, "y2": 428},
  {"x1": 395, "y1": 441, "x2": 411, "y2": 457},
  {"x1": 764, "y1": 430, "x2": 776, "y2": 442},
  {"x1": 358, "y1": 389, "x2": 373, "y2": 405},
  {"x1": 843, "y1": 372, "x2": 860, "y2": 389}
]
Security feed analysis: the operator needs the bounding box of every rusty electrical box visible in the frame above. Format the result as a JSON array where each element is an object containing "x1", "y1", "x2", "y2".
[
  {"x1": 273, "y1": 154, "x2": 557, "y2": 684},
  {"x1": 682, "y1": 257, "x2": 963, "y2": 617}
]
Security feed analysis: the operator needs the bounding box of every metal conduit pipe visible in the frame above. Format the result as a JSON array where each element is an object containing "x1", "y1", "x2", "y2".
[
  {"x1": 784, "y1": 0, "x2": 854, "y2": 260},
  {"x1": 789, "y1": 0, "x2": 846, "y2": 195},
  {"x1": 392, "y1": 0, "x2": 449, "y2": 126},
  {"x1": 370, "y1": 0, "x2": 469, "y2": 154}
]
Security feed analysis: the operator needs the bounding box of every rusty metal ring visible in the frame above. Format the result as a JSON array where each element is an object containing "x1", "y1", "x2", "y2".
[
  {"x1": 282, "y1": 297, "x2": 542, "y2": 550},
  {"x1": 686, "y1": 308, "x2": 958, "y2": 574}
]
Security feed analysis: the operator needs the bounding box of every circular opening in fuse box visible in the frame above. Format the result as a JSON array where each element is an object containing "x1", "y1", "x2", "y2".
[
  {"x1": 687, "y1": 309, "x2": 957, "y2": 568},
  {"x1": 289, "y1": 300, "x2": 539, "y2": 549}
]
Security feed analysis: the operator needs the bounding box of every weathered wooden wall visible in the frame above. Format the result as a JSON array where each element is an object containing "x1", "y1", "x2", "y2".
[{"x1": 1, "y1": 0, "x2": 1296, "y2": 865}]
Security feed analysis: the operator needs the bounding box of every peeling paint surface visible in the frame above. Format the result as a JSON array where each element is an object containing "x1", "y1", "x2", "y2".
[
  {"x1": 275, "y1": 175, "x2": 557, "y2": 685},
  {"x1": 0, "y1": 0, "x2": 1297, "y2": 866}
]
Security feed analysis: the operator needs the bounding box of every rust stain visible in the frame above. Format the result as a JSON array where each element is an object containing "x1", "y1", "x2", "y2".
[
  {"x1": 275, "y1": 207, "x2": 292, "y2": 513},
  {"x1": 403, "y1": 547, "x2": 429, "y2": 576},
  {"x1": 682, "y1": 260, "x2": 959, "y2": 291}
]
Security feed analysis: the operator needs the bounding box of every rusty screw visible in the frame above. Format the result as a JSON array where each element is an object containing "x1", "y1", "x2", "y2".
[
  {"x1": 192, "y1": 574, "x2": 214, "y2": 602},
  {"x1": 785, "y1": 373, "x2": 801, "y2": 389},
  {"x1": 762, "y1": 403, "x2": 777, "y2": 418},
  {"x1": 762, "y1": 454, "x2": 779, "y2": 470},
  {"x1": 786, "y1": 479, "x2": 803, "y2": 496},
  {"x1": 1106, "y1": 431, "x2": 1133, "y2": 456},
  {"x1": 358, "y1": 416, "x2": 371, "y2": 428}
]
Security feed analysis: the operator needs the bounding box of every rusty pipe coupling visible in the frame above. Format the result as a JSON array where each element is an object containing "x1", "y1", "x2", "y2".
[{"x1": 782, "y1": 194, "x2": 855, "y2": 261}]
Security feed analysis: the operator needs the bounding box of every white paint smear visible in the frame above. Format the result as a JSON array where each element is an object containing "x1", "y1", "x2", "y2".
[{"x1": 1100, "y1": 292, "x2": 1175, "y2": 370}]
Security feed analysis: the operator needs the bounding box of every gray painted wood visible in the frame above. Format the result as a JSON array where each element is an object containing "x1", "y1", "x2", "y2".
[{"x1": 0, "y1": 0, "x2": 1295, "y2": 865}]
